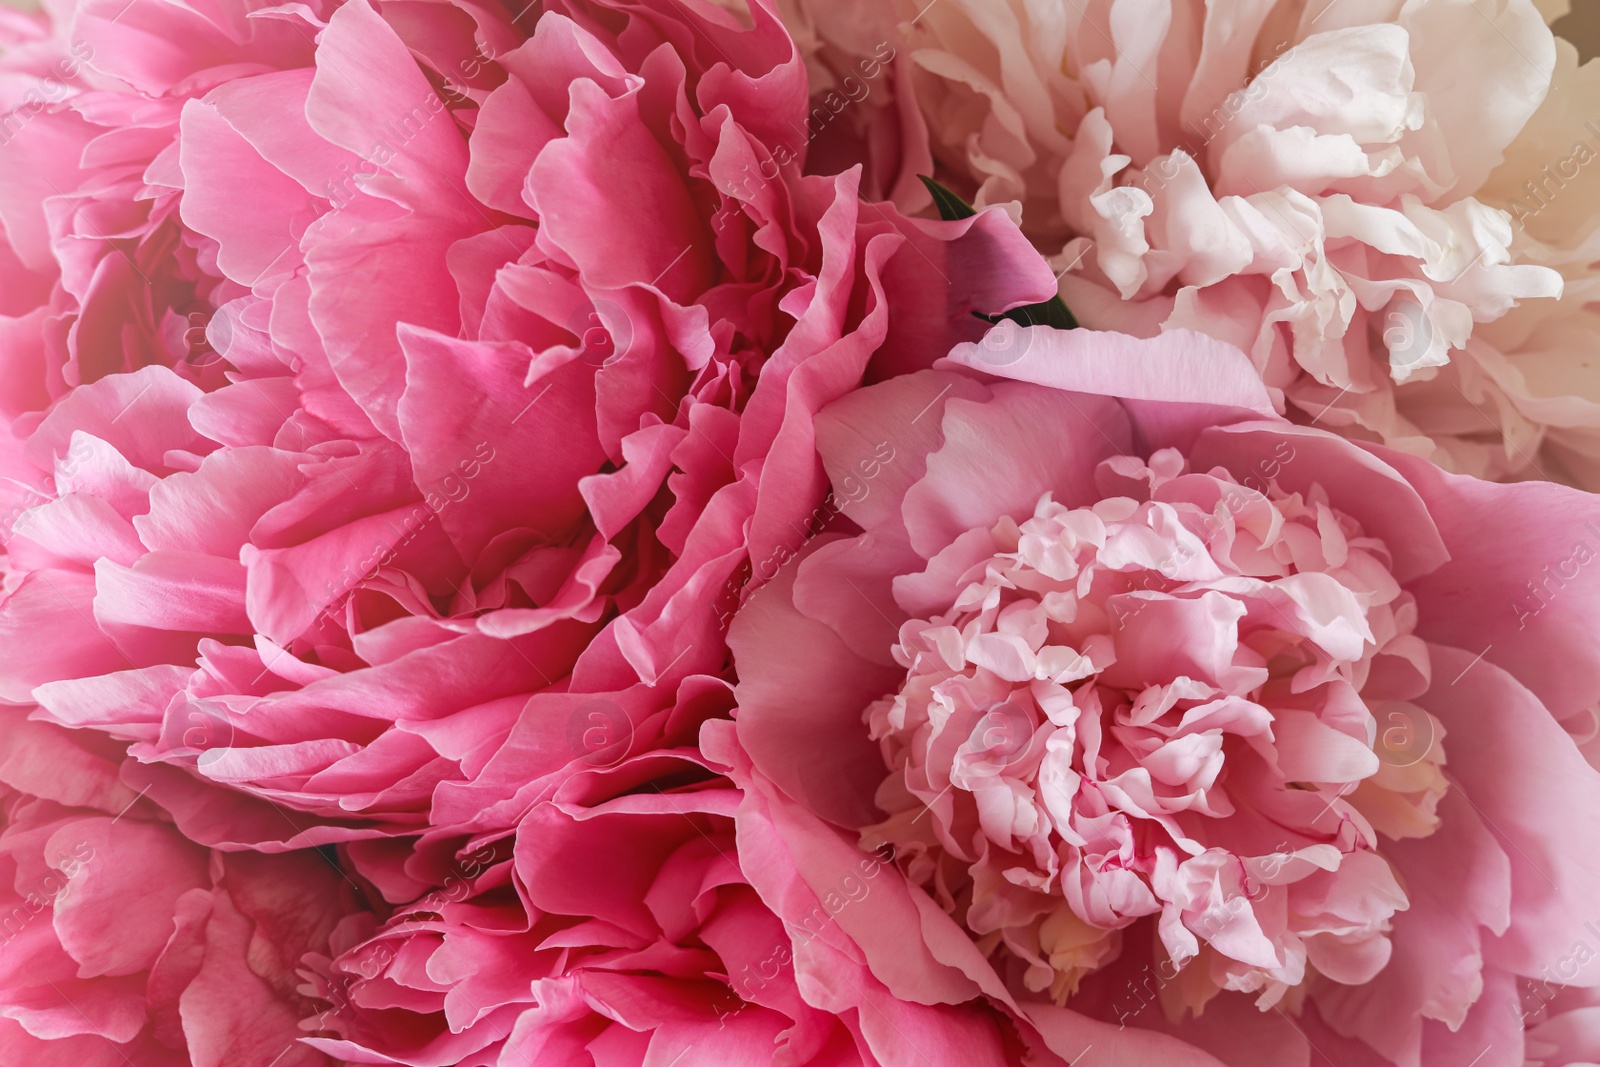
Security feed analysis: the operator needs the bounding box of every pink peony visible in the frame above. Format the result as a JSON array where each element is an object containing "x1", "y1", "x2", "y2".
[
  {"x1": 0, "y1": 0, "x2": 1054, "y2": 850},
  {"x1": 0, "y1": 0, "x2": 319, "y2": 419},
  {"x1": 725, "y1": 322, "x2": 1600, "y2": 1065},
  {"x1": 300, "y1": 750, "x2": 961, "y2": 1065},
  {"x1": 0, "y1": 710, "x2": 359, "y2": 1065},
  {"x1": 779, "y1": 0, "x2": 1600, "y2": 487}
]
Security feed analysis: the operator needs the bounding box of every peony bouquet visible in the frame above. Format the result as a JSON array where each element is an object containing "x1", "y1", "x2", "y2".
[{"x1": 0, "y1": 0, "x2": 1598, "y2": 1063}]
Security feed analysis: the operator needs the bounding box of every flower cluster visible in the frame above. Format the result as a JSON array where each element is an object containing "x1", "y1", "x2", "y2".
[{"x1": 0, "y1": 0, "x2": 1598, "y2": 1065}]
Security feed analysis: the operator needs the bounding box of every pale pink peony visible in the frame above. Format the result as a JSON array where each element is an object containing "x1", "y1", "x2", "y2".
[
  {"x1": 726, "y1": 323, "x2": 1600, "y2": 1066},
  {"x1": 779, "y1": 0, "x2": 1600, "y2": 487},
  {"x1": 0, "y1": 710, "x2": 358, "y2": 1065},
  {"x1": 0, "y1": 0, "x2": 1054, "y2": 851}
]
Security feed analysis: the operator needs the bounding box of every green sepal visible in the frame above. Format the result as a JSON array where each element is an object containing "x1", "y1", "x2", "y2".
[{"x1": 919, "y1": 174, "x2": 978, "y2": 221}]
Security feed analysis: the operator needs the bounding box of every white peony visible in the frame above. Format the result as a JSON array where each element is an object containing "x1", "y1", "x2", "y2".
[{"x1": 783, "y1": 0, "x2": 1600, "y2": 486}]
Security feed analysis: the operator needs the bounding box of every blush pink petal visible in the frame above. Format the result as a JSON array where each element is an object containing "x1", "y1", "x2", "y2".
[
  {"x1": 730, "y1": 537, "x2": 903, "y2": 829},
  {"x1": 901, "y1": 382, "x2": 1130, "y2": 559},
  {"x1": 1418, "y1": 646, "x2": 1600, "y2": 982},
  {"x1": 944, "y1": 322, "x2": 1278, "y2": 425},
  {"x1": 1387, "y1": 450, "x2": 1600, "y2": 722},
  {"x1": 1022, "y1": 1003, "x2": 1232, "y2": 1066}
]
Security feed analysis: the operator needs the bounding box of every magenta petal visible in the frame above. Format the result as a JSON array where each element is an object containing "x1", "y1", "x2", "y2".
[
  {"x1": 396, "y1": 325, "x2": 603, "y2": 560},
  {"x1": 51, "y1": 819, "x2": 209, "y2": 978},
  {"x1": 25, "y1": 366, "x2": 206, "y2": 474},
  {"x1": 176, "y1": 98, "x2": 311, "y2": 289},
  {"x1": 529, "y1": 79, "x2": 714, "y2": 302},
  {"x1": 93, "y1": 552, "x2": 250, "y2": 634}
]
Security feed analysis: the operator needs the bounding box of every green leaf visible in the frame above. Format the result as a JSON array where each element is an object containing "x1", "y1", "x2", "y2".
[
  {"x1": 919, "y1": 174, "x2": 977, "y2": 221},
  {"x1": 920, "y1": 174, "x2": 1080, "y2": 332},
  {"x1": 976, "y1": 296, "x2": 1079, "y2": 331}
]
